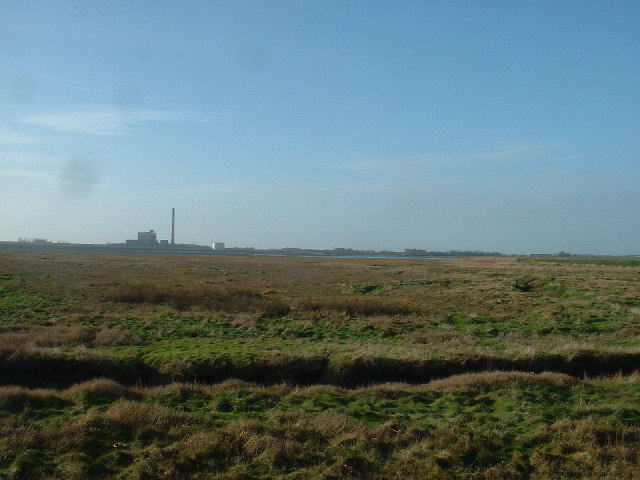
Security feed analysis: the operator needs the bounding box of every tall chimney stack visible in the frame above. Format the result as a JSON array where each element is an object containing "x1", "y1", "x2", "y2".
[{"x1": 171, "y1": 208, "x2": 175, "y2": 245}]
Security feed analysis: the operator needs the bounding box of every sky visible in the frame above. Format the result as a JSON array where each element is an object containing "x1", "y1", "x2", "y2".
[{"x1": 1, "y1": 1, "x2": 639, "y2": 255}]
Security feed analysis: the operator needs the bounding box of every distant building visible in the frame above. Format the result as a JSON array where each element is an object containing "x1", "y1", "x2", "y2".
[
  {"x1": 138, "y1": 230, "x2": 158, "y2": 245},
  {"x1": 126, "y1": 230, "x2": 159, "y2": 246},
  {"x1": 212, "y1": 242, "x2": 225, "y2": 251}
]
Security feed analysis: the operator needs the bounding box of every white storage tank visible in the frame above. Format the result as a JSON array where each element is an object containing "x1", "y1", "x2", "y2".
[{"x1": 212, "y1": 242, "x2": 225, "y2": 251}]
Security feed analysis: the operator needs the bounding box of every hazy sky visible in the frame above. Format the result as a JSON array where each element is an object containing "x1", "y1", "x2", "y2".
[{"x1": 1, "y1": 1, "x2": 639, "y2": 254}]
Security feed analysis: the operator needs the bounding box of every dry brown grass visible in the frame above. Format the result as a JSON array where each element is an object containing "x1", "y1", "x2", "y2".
[
  {"x1": 93, "y1": 328, "x2": 140, "y2": 346},
  {"x1": 0, "y1": 385, "x2": 68, "y2": 412},
  {"x1": 105, "y1": 284, "x2": 290, "y2": 316},
  {"x1": 425, "y1": 370, "x2": 580, "y2": 392},
  {"x1": 2, "y1": 250, "x2": 637, "y2": 329},
  {"x1": 140, "y1": 382, "x2": 210, "y2": 404},
  {"x1": 103, "y1": 399, "x2": 197, "y2": 430},
  {"x1": 179, "y1": 430, "x2": 242, "y2": 465},
  {"x1": 0, "y1": 325, "x2": 139, "y2": 352},
  {"x1": 0, "y1": 325, "x2": 94, "y2": 349},
  {"x1": 1, "y1": 250, "x2": 640, "y2": 385},
  {"x1": 0, "y1": 374, "x2": 638, "y2": 479},
  {"x1": 64, "y1": 378, "x2": 134, "y2": 405}
]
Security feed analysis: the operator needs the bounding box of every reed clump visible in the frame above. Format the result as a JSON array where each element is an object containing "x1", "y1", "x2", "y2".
[{"x1": 105, "y1": 284, "x2": 290, "y2": 317}]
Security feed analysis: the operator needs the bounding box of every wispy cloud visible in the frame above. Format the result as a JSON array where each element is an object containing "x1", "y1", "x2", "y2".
[
  {"x1": 0, "y1": 69, "x2": 115, "y2": 96},
  {"x1": 0, "y1": 128, "x2": 49, "y2": 145},
  {"x1": 335, "y1": 141, "x2": 568, "y2": 172},
  {"x1": 0, "y1": 168, "x2": 56, "y2": 184},
  {"x1": 0, "y1": 151, "x2": 65, "y2": 169},
  {"x1": 21, "y1": 108, "x2": 213, "y2": 135}
]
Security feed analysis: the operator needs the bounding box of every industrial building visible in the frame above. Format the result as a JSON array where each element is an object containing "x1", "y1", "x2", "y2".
[
  {"x1": 125, "y1": 208, "x2": 175, "y2": 247},
  {"x1": 126, "y1": 230, "x2": 158, "y2": 246},
  {"x1": 124, "y1": 209, "x2": 222, "y2": 250}
]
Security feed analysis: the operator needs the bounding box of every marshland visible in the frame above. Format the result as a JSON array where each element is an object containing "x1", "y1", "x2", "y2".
[{"x1": 0, "y1": 251, "x2": 639, "y2": 479}]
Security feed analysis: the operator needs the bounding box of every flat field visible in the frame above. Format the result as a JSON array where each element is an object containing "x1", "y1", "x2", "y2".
[{"x1": 0, "y1": 251, "x2": 639, "y2": 479}]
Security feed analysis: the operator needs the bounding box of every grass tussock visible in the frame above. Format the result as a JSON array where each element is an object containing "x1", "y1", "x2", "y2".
[
  {"x1": 0, "y1": 385, "x2": 68, "y2": 412},
  {"x1": 141, "y1": 382, "x2": 210, "y2": 405},
  {"x1": 93, "y1": 328, "x2": 140, "y2": 346},
  {"x1": 0, "y1": 374, "x2": 638, "y2": 479},
  {"x1": 425, "y1": 370, "x2": 580, "y2": 392},
  {"x1": 0, "y1": 325, "x2": 139, "y2": 351},
  {"x1": 105, "y1": 284, "x2": 290, "y2": 316},
  {"x1": 178, "y1": 430, "x2": 243, "y2": 467},
  {"x1": 0, "y1": 325, "x2": 94, "y2": 349},
  {"x1": 103, "y1": 399, "x2": 197, "y2": 430},
  {"x1": 64, "y1": 378, "x2": 135, "y2": 405}
]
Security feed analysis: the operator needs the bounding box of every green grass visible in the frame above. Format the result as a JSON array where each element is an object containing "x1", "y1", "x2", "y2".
[
  {"x1": 1, "y1": 252, "x2": 639, "y2": 478},
  {"x1": 0, "y1": 373, "x2": 638, "y2": 479}
]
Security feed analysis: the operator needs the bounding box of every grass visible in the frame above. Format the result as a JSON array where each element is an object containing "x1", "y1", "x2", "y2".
[
  {"x1": 517, "y1": 256, "x2": 640, "y2": 267},
  {"x1": 105, "y1": 284, "x2": 290, "y2": 317},
  {"x1": 0, "y1": 373, "x2": 638, "y2": 479},
  {"x1": 0, "y1": 251, "x2": 639, "y2": 477}
]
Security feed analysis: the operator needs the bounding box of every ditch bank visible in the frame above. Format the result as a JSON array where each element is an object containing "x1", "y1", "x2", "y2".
[{"x1": 1, "y1": 348, "x2": 640, "y2": 388}]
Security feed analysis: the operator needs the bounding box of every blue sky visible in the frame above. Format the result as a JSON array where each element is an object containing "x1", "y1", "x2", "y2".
[{"x1": 1, "y1": 1, "x2": 639, "y2": 254}]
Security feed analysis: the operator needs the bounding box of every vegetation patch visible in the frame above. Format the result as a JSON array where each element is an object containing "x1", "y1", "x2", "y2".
[
  {"x1": 0, "y1": 373, "x2": 638, "y2": 479},
  {"x1": 0, "y1": 251, "x2": 639, "y2": 477},
  {"x1": 105, "y1": 284, "x2": 289, "y2": 317},
  {"x1": 297, "y1": 296, "x2": 411, "y2": 316},
  {"x1": 518, "y1": 257, "x2": 640, "y2": 267}
]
